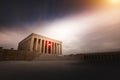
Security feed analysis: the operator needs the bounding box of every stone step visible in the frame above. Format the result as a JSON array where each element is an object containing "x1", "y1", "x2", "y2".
[{"x1": 33, "y1": 55, "x2": 77, "y2": 61}]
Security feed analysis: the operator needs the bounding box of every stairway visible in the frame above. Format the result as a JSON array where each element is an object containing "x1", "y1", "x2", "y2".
[{"x1": 33, "y1": 55, "x2": 76, "y2": 61}]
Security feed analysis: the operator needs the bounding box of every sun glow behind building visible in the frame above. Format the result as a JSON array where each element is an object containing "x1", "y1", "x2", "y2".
[
  {"x1": 0, "y1": 0, "x2": 120, "y2": 54},
  {"x1": 31, "y1": 5, "x2": 120, "y2": 54},
  {"x1": 108, "y1": 0, "x2": 120, "y2": 4}
]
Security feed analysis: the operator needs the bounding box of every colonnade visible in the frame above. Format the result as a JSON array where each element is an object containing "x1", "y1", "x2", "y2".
[{"x1": 30, "y1": 37, "x2": 62, "y2": 55}]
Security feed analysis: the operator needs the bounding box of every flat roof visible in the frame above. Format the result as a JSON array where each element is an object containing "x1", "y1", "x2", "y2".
[{"x1": 19, "y1": 33, "x2": 62, "y2": 44}]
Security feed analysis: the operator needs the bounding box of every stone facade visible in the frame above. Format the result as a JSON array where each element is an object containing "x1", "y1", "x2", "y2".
[{"x1": 18, "y1": 33, "x2": 62, "y2": 55}]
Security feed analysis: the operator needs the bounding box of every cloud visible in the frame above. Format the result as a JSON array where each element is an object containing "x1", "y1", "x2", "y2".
[{"x1": 0, "y1": 7, "x2": 120, "y2": 54}]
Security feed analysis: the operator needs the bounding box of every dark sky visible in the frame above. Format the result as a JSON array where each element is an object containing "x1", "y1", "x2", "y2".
[
  {"x1": 0, "y1": 0, "x2": 72, "y2": 27},
  {"x1": 0, "y1": 0, "x2": 120, "y2": 54},
  {"x1": 0, "y1": 0, "x2": 101, "y2": 28},
  {"x1": 0, "y1": 0, "x2": 69, "y2": 27}
]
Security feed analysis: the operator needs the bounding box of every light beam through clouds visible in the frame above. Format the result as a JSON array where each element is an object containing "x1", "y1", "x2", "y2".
[
  {"x1": 33, "y1": 7, "x2": 120, "y2": 54},
  {"x1": 0, "y1": 6, "x2": 120, "y2": 55}
]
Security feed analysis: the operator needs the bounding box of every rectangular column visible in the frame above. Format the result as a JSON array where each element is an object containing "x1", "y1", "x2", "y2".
[
  {"x1": 53, "y1": 42, "x2": 55, "y2": 55},
  {"x1": 52, "y1": 42, "x2": 54, "y2": 54},
  {"x1": 55, "y1": 43, "x2": 56, "y2": 54},
  {"x1": 41, "y1": 40, "x2": 44, "y2": 54},
  {"x1": 60, "y1": 44, "x2": 62, "y2": 55},
  {"x1": 46, "y1": 41, "x2": 48, "y2": 54},
  {"x1": 57, "y1": 43, "x2": 58, "y2": 55},
  {"x1": 37, "y1": 39, "x2": 40, "y2": 52},
  {"x1": 58, "y1": 44, "x2": 60, "y2": 55},
  {"x1": 45, "y1": 40, "x2": 47, "y2": 53},
  {"x1": 50, "y1": 41, "x2": 52, "y2": 54},
  {"x1": 56, "y1": 43, "x2": 58, "y2": 55},
  {"x1": 30, "y1": 36, "x2": 34, "y2": 52},
  {"x1": 35, "y1": 38, "x2": 38, "y2": 52},
  {"x1": 57, "y1": 44, "x2": 59, "y2": 55},
  {"x1": 43, "y1": 40, "x2": 45, "y2": 54},
  {"x1": 39, "y1": 39, "x2": 42, "y2": 53}
]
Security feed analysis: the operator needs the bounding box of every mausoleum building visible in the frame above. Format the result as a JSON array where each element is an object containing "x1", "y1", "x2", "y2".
[{"x1": 18, "y1": 33, "x2": 62, "y2": 55}]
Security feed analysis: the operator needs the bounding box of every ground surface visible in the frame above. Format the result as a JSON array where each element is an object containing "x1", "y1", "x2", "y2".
[{"x1": 0, "y1": 60, "x2": 120, "y2": 80}]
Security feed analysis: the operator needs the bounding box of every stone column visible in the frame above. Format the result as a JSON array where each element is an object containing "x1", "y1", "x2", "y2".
[
  {"x1": 56, "y1": 44, "x2": 58, "y2": 55},
  {"x1": 53, "y1": 42, "x2": 55, "y2": 55},
  {"x1": 39, "y1": 39, "x2": 42, "y2": 54},
  {"x1": 35, "y1": 38, "x2": 38, "y2": 52},
  {"x1": 30, "y1": 36, "x2": 34, "y2": 52},
  {"x1": 41, "y1": 39, "x2": 44, "y2": 54},
  {"x1": 52, "y1": 42, "x2": 54, "y2": 55},
  {"x1": 50, "y1": 41, "x2": 52, "y2": 54},
  {"x1": 56, "y1": 43, "x2": 58, "y2": 55},
  {"x1": 58, "y1": 44, "x2": 59, "y2": 55},
  {"x1": 60, "y1": 44, "x2": 62, "y2": 55},
  {"x1": 43, "y1": 40, "x2": 45, "y2": 54},
  {"x1": 37, "y1": 39, "x2": 40, "y2": 53},
  {"x1": 55, "y1": 43, "x2": 56, "y2": 54},
  {"x1": 46, "y1": 41, "x2": 48, "y2": 54},
  {"x1": 58, "y1": 44, "x2": 60, "y2": 55}
]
